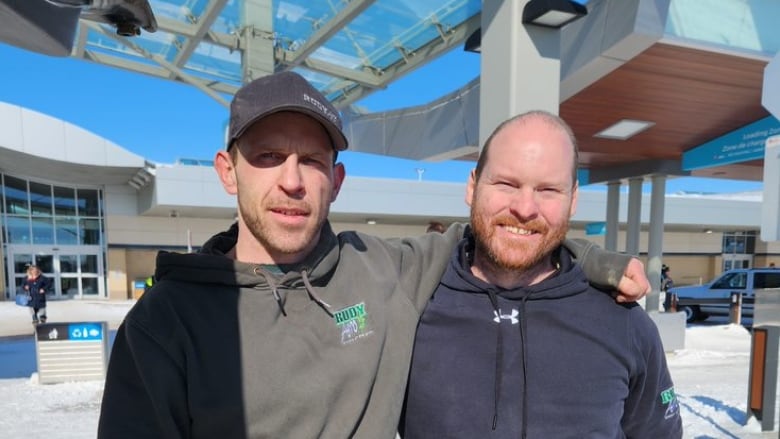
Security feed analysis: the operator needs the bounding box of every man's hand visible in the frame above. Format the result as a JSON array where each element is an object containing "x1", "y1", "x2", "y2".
[{"x1": 616, "y1": 258, "x2": 651, "y2": 303}]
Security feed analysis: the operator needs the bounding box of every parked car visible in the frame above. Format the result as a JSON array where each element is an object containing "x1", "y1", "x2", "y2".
[{"x1": 667, "y1": 268, "x2": 780, "y2": 323}]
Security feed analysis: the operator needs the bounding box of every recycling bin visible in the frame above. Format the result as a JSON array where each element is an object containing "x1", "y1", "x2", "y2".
[{"x1": 34, "y1": 321, "x2": 109, "y2": 384}]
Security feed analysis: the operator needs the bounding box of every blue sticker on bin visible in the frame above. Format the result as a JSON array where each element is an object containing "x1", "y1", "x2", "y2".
[{"x1": 68, "y1": 323, "x2": 103, "y2": 341}]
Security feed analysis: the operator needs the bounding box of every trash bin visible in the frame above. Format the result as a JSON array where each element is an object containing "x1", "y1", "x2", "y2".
[
  {"x1": 132, "y1": 279, "x2": 146, "y2": 300},
  {"x1": 35, "y1": 321, "x2": 109, "y2": 384}
]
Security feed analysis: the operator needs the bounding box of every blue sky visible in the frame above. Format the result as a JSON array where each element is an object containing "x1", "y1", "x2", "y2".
[{"x1": 0, "y1": 41, "x2": 764, "y2": 194}]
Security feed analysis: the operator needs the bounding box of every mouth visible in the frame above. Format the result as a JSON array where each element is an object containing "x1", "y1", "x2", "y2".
[
  {"x1": 502, "y1": 225, "x2": 536, "y2": 236},
  {"x1": 271, "y1": 207, "x2": 310, "y2": 217},
  {"x1": 269, "y1": 206, "x2": 311, "y2": 225},
  {"x1": 499, "y1": 224, "x2": 542, "y2": 237}
]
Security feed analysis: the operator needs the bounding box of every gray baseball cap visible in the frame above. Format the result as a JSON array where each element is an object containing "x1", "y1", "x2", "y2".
[{"x1": 227, "y1": 71, "x2": 348, "y2": 151}]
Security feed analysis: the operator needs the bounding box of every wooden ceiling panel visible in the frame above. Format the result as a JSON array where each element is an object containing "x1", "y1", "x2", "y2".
[{"x1": 562, "y1": 42, "x2": 769, "y2": 181}]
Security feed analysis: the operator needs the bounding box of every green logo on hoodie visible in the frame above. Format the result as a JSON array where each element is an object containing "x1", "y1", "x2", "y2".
[{"x1": 334, "y1": 302, "x2": 372, "y2": 344}]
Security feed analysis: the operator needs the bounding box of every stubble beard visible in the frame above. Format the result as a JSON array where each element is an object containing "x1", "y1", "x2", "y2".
[
  {"x1": 238, "y1": 195, "x2": 326, "y2": 257},
  {"x1": 470, "y1": 206, "x2": 568, "y2": 273}
]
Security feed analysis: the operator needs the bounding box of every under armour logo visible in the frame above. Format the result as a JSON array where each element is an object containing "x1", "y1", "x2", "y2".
[{"x1": 493, "y1": 309, "x2": 519, "y2": 324}]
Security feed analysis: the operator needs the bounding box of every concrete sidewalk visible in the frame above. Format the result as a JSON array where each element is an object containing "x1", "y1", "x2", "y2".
[{"x1": 0, "y1": 299, "x2": 134, "y2": 338}]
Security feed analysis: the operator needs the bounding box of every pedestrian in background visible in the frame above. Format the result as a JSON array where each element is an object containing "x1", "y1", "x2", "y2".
[
  {"x1": 22, "y1": 265, "x2": 50, "y2": 324},
  {"x1": 661, "y1": 264, "x2": 674, "y2": 292},
  {"x1": 426, "y1": 221, "x2": 446, "y2": 233}
]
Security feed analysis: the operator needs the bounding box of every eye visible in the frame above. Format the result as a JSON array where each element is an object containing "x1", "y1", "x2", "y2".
[
  {"x1": 300, "y1": 155, "x2": 330, "y2": 170},
  {"x1": 494, "y1": 180, "x2": 515, "y2": 188},
  {"x1": 244, "y1": 151, "x2": 285, "y2": 167}
]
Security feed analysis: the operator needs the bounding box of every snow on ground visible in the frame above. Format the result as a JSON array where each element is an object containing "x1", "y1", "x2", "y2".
[{"x1": 1, "y1": 300, "x2": 780, "y2": 438}]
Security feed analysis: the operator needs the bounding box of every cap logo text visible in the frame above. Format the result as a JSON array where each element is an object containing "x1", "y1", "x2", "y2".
[{"x1": 303, "y1": 93, "x2": 338, "y2": 123}]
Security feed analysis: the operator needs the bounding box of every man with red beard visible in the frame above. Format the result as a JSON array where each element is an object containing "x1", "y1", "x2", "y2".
[
  {"x1": 98, "y1": 73, "x2": 651, "y2": 438},
  {"x1": 402, "y1": 111, "x2": 682, "y2": 439}
]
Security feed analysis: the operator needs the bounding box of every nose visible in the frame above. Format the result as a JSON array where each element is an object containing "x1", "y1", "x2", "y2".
[
  {"x1": 508, "y1": 188, "x2": 539, "y2": 220},
  {"x1": 278, "y1": 155, "x2": 305, "y2": 196}
]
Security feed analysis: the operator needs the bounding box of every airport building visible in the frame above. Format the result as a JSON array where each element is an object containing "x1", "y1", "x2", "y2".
[{"x1": 1, "y1": 101, "x2": 778, "y2": 301}]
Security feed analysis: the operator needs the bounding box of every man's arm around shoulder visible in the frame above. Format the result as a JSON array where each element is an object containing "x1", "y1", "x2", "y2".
[{"x1": 564, "y1": 238, "x2": 650, "y2": 302}]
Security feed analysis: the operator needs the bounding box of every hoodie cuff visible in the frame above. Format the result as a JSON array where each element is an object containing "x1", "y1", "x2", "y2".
[{"x1": 563, "y1": 238, "x2": 629, "y2": 290}]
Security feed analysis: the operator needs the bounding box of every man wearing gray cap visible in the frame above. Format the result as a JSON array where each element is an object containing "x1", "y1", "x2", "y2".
[{"x1": 97, "y1": 71, "x2": 649, "y2": 438}]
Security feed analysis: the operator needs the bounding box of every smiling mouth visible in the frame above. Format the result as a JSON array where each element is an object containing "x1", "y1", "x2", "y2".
[{"x1": 502, "y1": 225, "x2": 536, "y2": 236}]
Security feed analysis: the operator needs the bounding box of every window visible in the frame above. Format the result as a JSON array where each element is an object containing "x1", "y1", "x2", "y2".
[
  {"x1": 3, "y1": 176, "x2": 28, "y2": 215},
  {"x1": 755, "y1": 272, "x2": 780, "y2": 289},
  {"x1": 722, "y1": 231, "x2": 756, "y2": 255},
  {"x1": 29, "y1": 182, "x2": 53, "y2": 216},
  {"x1": 1, "y1": 174, "x2": 104, "y2": 245},
  {"x1": 77, "y1": 189, "x2": 100, "y2": 216},
  {"x1": 712, "y1": 272, "x2": 747, "y2": 290},
  {"x1": 54, "y1": 186, "x2": 77, "y2": 216}
]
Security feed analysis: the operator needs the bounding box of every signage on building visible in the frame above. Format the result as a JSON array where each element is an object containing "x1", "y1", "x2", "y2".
[
  {"x1": 682, "y1": 116, "x2": 780, "y2": 170},
  {"x1": 585, "y1": 222, "x2": 607, "y2": 236}
]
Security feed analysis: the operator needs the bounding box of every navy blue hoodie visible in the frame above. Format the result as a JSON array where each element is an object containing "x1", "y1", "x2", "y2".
[{"x1": 402, "y1": 235, "x2": 682, "y2": 438}]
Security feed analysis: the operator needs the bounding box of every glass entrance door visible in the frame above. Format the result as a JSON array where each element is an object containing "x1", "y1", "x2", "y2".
[
  {"x1": 7, "y1": 245, "x2": 104, "y2": 299},
  {"x1": 723, "y1": 254, "x2": 753, "y2": 271}
]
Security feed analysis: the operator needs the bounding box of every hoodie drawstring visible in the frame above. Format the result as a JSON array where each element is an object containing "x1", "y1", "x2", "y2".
[
  {"x1": 487, "y1": 291, "x2": 531, "y2": 437},
  {"x1": 253, "y1": 267, "x2": 333, "y2": 318},
  {"x1": 301, "y1": 270, "x2": 333, "y2": 317},
  {"x1": 485, "y1": 289, "x2": 503, "y2": 430},
  {"x1": 258, "y1": 271, "x2": 287, "y2": 317},
  {"x1": 519, "y1": 294, "x2": 531, "y2": 439}
]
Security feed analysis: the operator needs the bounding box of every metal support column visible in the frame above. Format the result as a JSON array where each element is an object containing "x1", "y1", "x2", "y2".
[
  {"x1": 240, "y1": 0, "x2": 275, "y2": 83},
  {"x1": 605, "y1": 181, "x2": 621, "y2": 252},
  {"x1": 625, "y1": 177, "x2": 643, "y2": 256},
  {"x1": 646, "y1": 174, "x2": 666, "y2": 312},
  {"x1": 479, "y1": 0, "x2": 561, "y2": 148}
]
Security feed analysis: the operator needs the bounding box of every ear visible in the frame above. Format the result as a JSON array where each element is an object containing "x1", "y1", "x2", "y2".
[
  {"x1": 465, "y1": 168, "x2": 477, "y2": 207},
  {"x1": 569, "y1": 181, "x2": 579, "y2": 218},
  {"x1": 330, "y1": 162, "x2": 346, "y2": 202},
  {"x1": 214, "y1": 150, "x2": 238, "y2": 195}
]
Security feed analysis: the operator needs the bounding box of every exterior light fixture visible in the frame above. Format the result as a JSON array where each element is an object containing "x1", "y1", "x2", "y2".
[
  {"x1": 464, "y1": 28, "x2": 481, "y2": 53},
  {"x1": 522, "y1": 0, "x2": 588, "y2": 28},
  {"x1": 594, "y1": 119, "x2": 655, "y2": 140}
]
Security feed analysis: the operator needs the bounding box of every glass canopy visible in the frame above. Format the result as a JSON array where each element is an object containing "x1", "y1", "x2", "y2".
[
  {"x1": 69, "y1": 0, "x2": 779, "y2": 110},
  {"x1": 74, "y1": 0, "x2": 481, "y2": 108}
]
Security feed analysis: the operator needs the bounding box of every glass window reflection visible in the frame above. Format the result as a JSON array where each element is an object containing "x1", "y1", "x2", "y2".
[
  {"x1": 61, "y1": 277, "x2": 79, "y2": 297},
  {"x1": 13, "y1": 254, "x2": 33, "y2": 272},
  {"x1": 55, "y1": 217, "x2": 79, "y2": 245},
  {"x1": 54, "y1": 186, "x2": 77, "y2": 216},
  {"x1": 6, "y1": 216, "x2": 30, "y2": 244},
  {"x1": 3, "y1": 174, "x2": 106, "y2": 299},
  {"x1": 77, "y1": 189, "x2": 100, "y2": 216},
  {"x1": 3, "y1": 176, "x2": 28, "y2": 215},
  {"x1": 35, "y1": 255, "x2": 53, "y2": 273},
  {"x1": 31, "y1": 217, "x2": 54, "y2": 244},
  {"x1": 29, "y1": 182, "x2": 53, "y2": 216},
  {"x1": 60, "y1": 255, "x2": 78, "y2": 273},
  {"x1": 80, "y1": 218, "x2": 101, "y2": 245},
  {"x1": 81, "y1": 254, "x2": 98, "y2": 273},
  {"x1": 82, "y1": 277, "x2": 99, "y2": 296}
]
